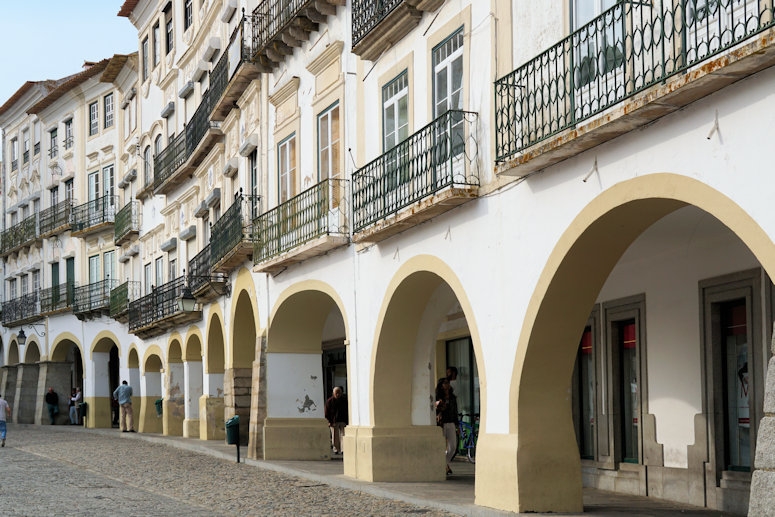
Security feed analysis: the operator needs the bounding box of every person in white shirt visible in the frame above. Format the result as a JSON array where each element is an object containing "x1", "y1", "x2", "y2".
[{"x1": 0, "y1": 394, "x2": 11, "y2": 447}]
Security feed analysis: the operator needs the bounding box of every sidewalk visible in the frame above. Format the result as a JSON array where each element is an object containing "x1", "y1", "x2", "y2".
[{"x1": 82, "y1": 426, "x2": 731, "y2": 517}]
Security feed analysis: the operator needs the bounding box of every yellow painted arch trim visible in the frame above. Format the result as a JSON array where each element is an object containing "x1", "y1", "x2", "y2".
[
  {"x1": 142, "y1": 345, "x2": 165, "y2": 374},
  {"x1": 270, "y1": 279, "x2": 350, "y2": 337},
  {"x1": 183, "y1": 326, "x2": 205, "y2": 362},
  {"x1": 89, "y1": 330, "x2": 122, "y2": 358},
  {"x1": 50, "y1": 332, "x2": 83, "y2": 362}
]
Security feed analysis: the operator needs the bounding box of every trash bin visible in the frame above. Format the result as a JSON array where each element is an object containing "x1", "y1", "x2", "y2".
[
  {"x1": 78, "y1": 402, "x2": 87, "y2": 422},
  {"x1": 225, "y1": 415, "x2": 240, "y2": 445},
  {"x1": 154, "y1": 399, "x2": 163, "y2": 417}
]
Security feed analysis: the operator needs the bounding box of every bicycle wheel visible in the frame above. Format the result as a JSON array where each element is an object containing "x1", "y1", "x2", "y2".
[{"x1": 467, "y1": 442, "x2": 476, "y2": 463}]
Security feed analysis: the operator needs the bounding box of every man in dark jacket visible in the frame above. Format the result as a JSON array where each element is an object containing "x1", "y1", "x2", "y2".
[
  {"x1": 45, "y1": 387, "x2": 59, "y2": 425},
  {"x1": 324, "y1": 386, "x2": 348, "y2": 455}
]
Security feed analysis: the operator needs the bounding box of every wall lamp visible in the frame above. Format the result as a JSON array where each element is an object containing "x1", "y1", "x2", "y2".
[{"x1": 17, "y1": 323, "x2": 46, "y2": 345}]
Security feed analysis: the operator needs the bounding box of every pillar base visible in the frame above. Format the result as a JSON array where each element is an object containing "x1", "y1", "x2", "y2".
[
  {"x1": 343, "y1": 425, "x2": 446, "y2": 482},
  {"x1": 183, "y1": 418, "x2": 200, "y2": 438},
  {"x1": 139, "y1": 396, "x2": 162, "y2": 433},
  {"x1": 162, "y1": 398, "x2": 184, "y2": 436},
  {"x1": 263, "y1": 417, "x2": 330, "y2": 460},
  {"x1": 83, "y1": 396, "x2": 113, "y2": 429},
  {"x1": 199, "y1": 395, "x2": 224, "y2": 440}
]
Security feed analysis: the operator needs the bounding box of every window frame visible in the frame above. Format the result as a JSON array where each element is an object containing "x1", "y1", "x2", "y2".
[
  {"x1": 277, "y1": 133, "x2": 297, "y2": 204},
  {"x1": 104, "y1": 93, "x2": 114, "y2": 129},
  {"x1": 317, "y1": 101, "x2": 340, "y2": 182},
  {"x1": 89, "y1": 101, "x2": 99, "y2": 136}
]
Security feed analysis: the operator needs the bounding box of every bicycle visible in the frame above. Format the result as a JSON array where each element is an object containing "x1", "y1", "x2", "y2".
[{"x1": 457, "y1": 412, "x2": 479, "y2": 463}]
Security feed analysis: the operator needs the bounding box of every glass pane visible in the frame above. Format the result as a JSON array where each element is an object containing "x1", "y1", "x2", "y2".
[
  {"x1": 722, "y1": 300, "x2": 751, "y2": 471},
  {"x1": 619, "y1": 320, "x2": 639, "y2": 463},
  {"x1": 384, "y1": 105, "x2": 396, "y2": 149},
  {"x1": 574, "y1": 327, "x2": 595, "y2": 458},
  {"x1": 435, "y1": 68, "x2": 448, "y2": 116},
  {"x1": 451, "y1": 56, "x2": 463, "y2": 110},
  {"x1": 398, "y1": 96, "x2": 408, "y2": 141}
]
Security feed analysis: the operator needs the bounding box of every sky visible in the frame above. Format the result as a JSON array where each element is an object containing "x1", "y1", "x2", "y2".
[{"x1": 0, "y1": 2, "x2": 138, "y2": 107}]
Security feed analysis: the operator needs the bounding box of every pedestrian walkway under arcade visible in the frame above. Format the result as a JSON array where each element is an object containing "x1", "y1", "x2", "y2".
[{"x1": 32, "y1": 424, "x2": 732, "y2": 517}]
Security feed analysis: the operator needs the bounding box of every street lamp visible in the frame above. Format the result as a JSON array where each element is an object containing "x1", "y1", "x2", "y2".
[
  {"x1": 178, "y1": 285, "x2": 197, "y2": 312},
  {"x1": 17, "y1": 329, "x2": 26, "y2": 346}
]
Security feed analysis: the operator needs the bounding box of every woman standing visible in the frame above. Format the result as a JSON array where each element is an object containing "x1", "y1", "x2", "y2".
[{"x1": 435, "y1": 377, "x2": 458, "y2": 475}]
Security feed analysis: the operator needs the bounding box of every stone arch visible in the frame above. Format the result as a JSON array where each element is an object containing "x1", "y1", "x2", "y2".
[
  {"x1": 492, "y1": 173, "x2": 775, "y2": 513},
  {"x1": 89, "y1": 333, "x2": 122, "y2": 429},
  {"x1": 8, "y1": 341, "x2": 19, "y2": 365},
  {"x1": 164, "y1": 338, "x2": 185, "y2": 436},
  {"x1": 24, "y1": 341, "x2": 41, "y2": 363},
  {"x1": 139, "y1": 350, "x2": 164, "y2": 433}
]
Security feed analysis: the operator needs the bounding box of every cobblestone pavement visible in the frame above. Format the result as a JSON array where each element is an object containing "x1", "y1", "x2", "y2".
[{"x1": 0, "y1": 424, "x2": 456, "y2": 517}]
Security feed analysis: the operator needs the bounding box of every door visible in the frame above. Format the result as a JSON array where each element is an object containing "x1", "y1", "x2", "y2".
[
  {"x1": 432, "y1": 28, "x2": 465, "y2": 186},
  {"x1": 66, "y1": 257, "x2": 75, "y2": 306},
  {"x1": 88, "y1": 171, "x2": 100, "y2": 227},
  {"x1": 51, "y1": 263, "x2": 61, "y2": 308},
  {"x1": 89, "y1": 255, "x2": 101, "y2": 309}
]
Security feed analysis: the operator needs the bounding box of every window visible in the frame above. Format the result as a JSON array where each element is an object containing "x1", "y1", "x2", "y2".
[
  {"x1": 32, "y1": 270, "x2": 40, "y2": 292},
  {"x1": 89, "y1": 101, "x2": 99, "y2": 135},
  {"x1": 144, "y1": 263, "x2": 152, "y2": 295},
  {"x1": 8, "y1": 278, "x2": 17, "y2": 300},
  {"x1": 34, "y1": 121, "x2": 40, "y2": 154},
  {"x1": 571, "y1": 0, "x2": 624, "y2": 88},
  {"x1": 104, "y1": 250, "x2": 116, "y2": 283},
  {"x1": 383, "y1": 72, "x2": 409, "y2": 151},
  {"x1": 51, "y1": 188, "x2": 59, "y2": 208},
  {"x1": 104, "y1": 93, "x2": 114, "y2": 128},
  {"x1": 64, "y1": 119, "x2": 73, "y2": 149},
  {"x1": 89, "y1": 255, "x2": 101, "y2": 284},
  {"x1": 10, "y1": 138, "x2": 18, "y2": 170},
  {"x1": 169, "y1": 258, "x2": 177, "y2": 280},
  {"x1": 33, "y1": 199, "x2": 40, "y2": 215},
  {"x1": 10, "y1": 212, "x2": 18, "y2": 226},
  {"x1": 164, "y1": 5, "x2": 174, "y2": 54},
  {"x1": 65, "y1": 179, "x2": 74, "y2": 201},
  {"x1": 184, "y1": 0, "x2": 193, "y2": 30},
  {"x1": 278, "y1": 134, "x2": 296, "y2": 203},
  {"x1": 144, "y1": 146, "x2": 152, "y2": 186},
  {"x1": 249, "y1": 150, "x2": 259, "y2": 220},
  {"x1": 433, "y1": 28, "x2": 465, "y2": 157},
  {"x1": 155, "y1": 257, "x2": 164, "y2": 287},
  {"x1": 49, "y1": 129, "x2": 58, "y2": 158},
  {"x1": 103, "y1": 165, "x2": 116, "y2": 206},
  {"x1": 142, "y1": 36, "x2": 149, "y2": 81},
  {"x1": 153, "y1": 23, "x2": 160, "y2": 67},
  {"x1": 154, "y1": 134, "x2": 163, "y2": 158},
  {"x1": 317, "y1": 102, "x2": 340, "y2": 181},
  {"x1": 20, "y1": 274, "x2": 29, "y2": 295},
  {"x1": 22, "y1": 130, "x2": 29, "y2": 163}
]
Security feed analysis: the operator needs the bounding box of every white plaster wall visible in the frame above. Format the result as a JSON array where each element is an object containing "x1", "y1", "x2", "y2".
[{"x1": 265, "y1": 352, "x2": 324, "y2": 418}]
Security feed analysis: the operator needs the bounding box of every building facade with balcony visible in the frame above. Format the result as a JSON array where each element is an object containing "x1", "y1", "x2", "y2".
[{"x1": 4, "y1": 0, "x2": 775, "y2": 514}]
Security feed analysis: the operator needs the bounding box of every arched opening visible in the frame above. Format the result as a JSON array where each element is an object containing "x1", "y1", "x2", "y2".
[
  {"x1": 163, "y1": 339, "x2": 184, "y2": 436},
  {"x1": 228, "y1": 290, "x2": 257, "y2": 449},
  {"x1": 201, "y1": 313, "x2": 225, "y2": 440},
  {"x1": 140, "y1": 353, "x2": 164, "y2": 433},
  {"x1": 16, "y1": 341, "x2": 41, "y2": 424},
  {"x1": 350, "y1": 262, "x2": 482, "y2": 483},
  {"x1": 91, "y1": 336, "x2": 121, "y2": 429},
  {"x1": 49, "y1": 339, "x2": 84, "y2": 425},
  {"x1": 262, "y1": 285, "x2": 348, "y2": 461},
  {"x1": 183, "y1": 335, "x2": 203, "y2": 438},
  {"x1": 489, "y1": 175, "x2": 775, "y2": 514}
]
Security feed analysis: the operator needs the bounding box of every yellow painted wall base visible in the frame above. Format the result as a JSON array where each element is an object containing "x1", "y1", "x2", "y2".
[
  {"x1": 474, "y1": 432, "x2": 583, "y2": 513},
  {"x1": 83, "y1": 396, "x2": 113, "y2": 428},
  {"x1": 139, "y1": 396, "x2": 163, "y2": 433},
  {"x1": 162, "y1": 398, "x2": 184, "y2": 436},
  {"x1": 342, "y1": 425, "x2": 446, "y2": 482},
  {"x1": 199, "y1": 395, "x2": 225, "y2": 440},
  {"x1": 263, "y1": 417, "x2": 331, "y2": 460},
  {"x1": 183, "y1": 418, "x2": 200, "y2": 438}
]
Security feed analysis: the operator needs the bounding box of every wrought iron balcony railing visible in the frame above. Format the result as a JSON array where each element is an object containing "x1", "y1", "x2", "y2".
[
  {"x1": 253, "y1": 179, "x2": 348, "y2": 264},
  {"x1": 40, "y1": 282, "x2": 74, "y2": 314},
  {"x1": 39, "y1": 200, "x2": 72, "y2": 237},
  {"x1": 1, "y1": 213, "x2": 39, "y2": 255},
  {"x1": 352, "y1": 110, "x2": 479, "y2": 232},
  {"x1": 73, "y1": 279, "x2": 118, "y2": 315},
  {"x1": 71, "y1": 195, "x2": 117, "y2": 234},
  {"x1": 210, "y1": 15, "x2": 261, "y2": 120},
  {"x1": 110, "y1": 280, "x2": 141, "y2": 319},
  {"x1": 188, "y1": 243, "x2": 213, "y2": 295},
  {"x1": 2, "y1": 291, "x2": 40, "y2": 327},
  {"x1": 114, "y1": 201, "x2": 140, "y2": 245},
  {"x1": 352, "y1": 0, "x2": 402, "y2": 45},
  {"x1": 48, "y1": 146, "x2": 57, "y2": 159},
  {"x1": 251, "y1": 0, "x2": 341, "y2": 69},
  {"x1": 211, "y1": 193, "x2": 259, "y2": 267},
  {"x1": 495, "y1": 0, "x2": 775, "y2": 162},
  {"x1": 128, "y1": 276, "x2": 200, "y2": 335},
  {"x1": 64, "y1": 136, "x2": 73, "y2": 150}
]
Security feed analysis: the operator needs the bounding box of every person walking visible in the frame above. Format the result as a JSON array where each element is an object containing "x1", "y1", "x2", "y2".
[
  {"x1": 113, "y1": 380, "x2": 135, "y2": 433},
  {"x1": 324, "y1": 386, "x2": 348, "y2": 455},
  {"x1": 0, "y1": 394, "x2": 10, "y2": 447},
  {"x1": 435, "y1": 377, "x2": 458, "y2": 476},
  {"x1": 45, "y1": 387, "x2": 59, "y2": 425},
  {"x1": 70, "y1": 387, "x2": 82, "y2": 425}
]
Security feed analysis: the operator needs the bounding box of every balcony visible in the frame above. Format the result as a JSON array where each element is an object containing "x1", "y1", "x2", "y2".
[
  {"x1": 40, "y1": 282, "x2": 74, "y2": 315},
  {"x1": 114, "y1": 201, "x2": 140, "y2": 245},
  {"x1": 212, "y1": 193, "x2": 259, "y2": 272},
  {"x1": 494, "y1": 0, "x2": 775, "y2": 177},
  {"x1": 351, "y1": 0, "x2": 443, "y2": 61},
  {"x1": 153, "y1": 92, "x2": 223, "y2": 195},
  {"x1": 128, "y1": 276, "x2": 202, "y2": 339},
  {"x1": 250, "y1": 0, "x2": 344, "y2": 71},
  {"x1": 73, "y1": 279, "x2": 119, "y2": 320},
  {"x1": 39, "y1": 200, "x2": 72, "y2": 238},
  {"x1": 0, "y1": 213, "x2": 40, "y2": 257},
  {"x1": 187, "y1": 244, "x2": 229, "y2": 303},
  {"x1": 110, "y1": 280, "x2": 141, "y2": 324},
  {"x1": 352, "y1": 110, "x2": 479, "y2": 243},
  {"x1": 71, "y1": 195, "x2": 117, "y2": 237},
  {"x1": 211, "y1": 15, "x2": 262, "y2": 121},
  {"x1": 2, "y1": 292, "x2": 41, "y2": 327},
  {"x1": 253, "y1": 178, "x2": 348, "y2": 274}
]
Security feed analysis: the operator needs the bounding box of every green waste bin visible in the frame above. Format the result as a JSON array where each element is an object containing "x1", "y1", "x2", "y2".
[
  {"x1": 225, "y1": 415, "x2": 240, "y2": 445},
  {"x1": 154, "y1": 399, "x2": 163, "y2": 417},
  {"x1": 78, "y1": 402, "x2": 87, "y2": 422}
]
